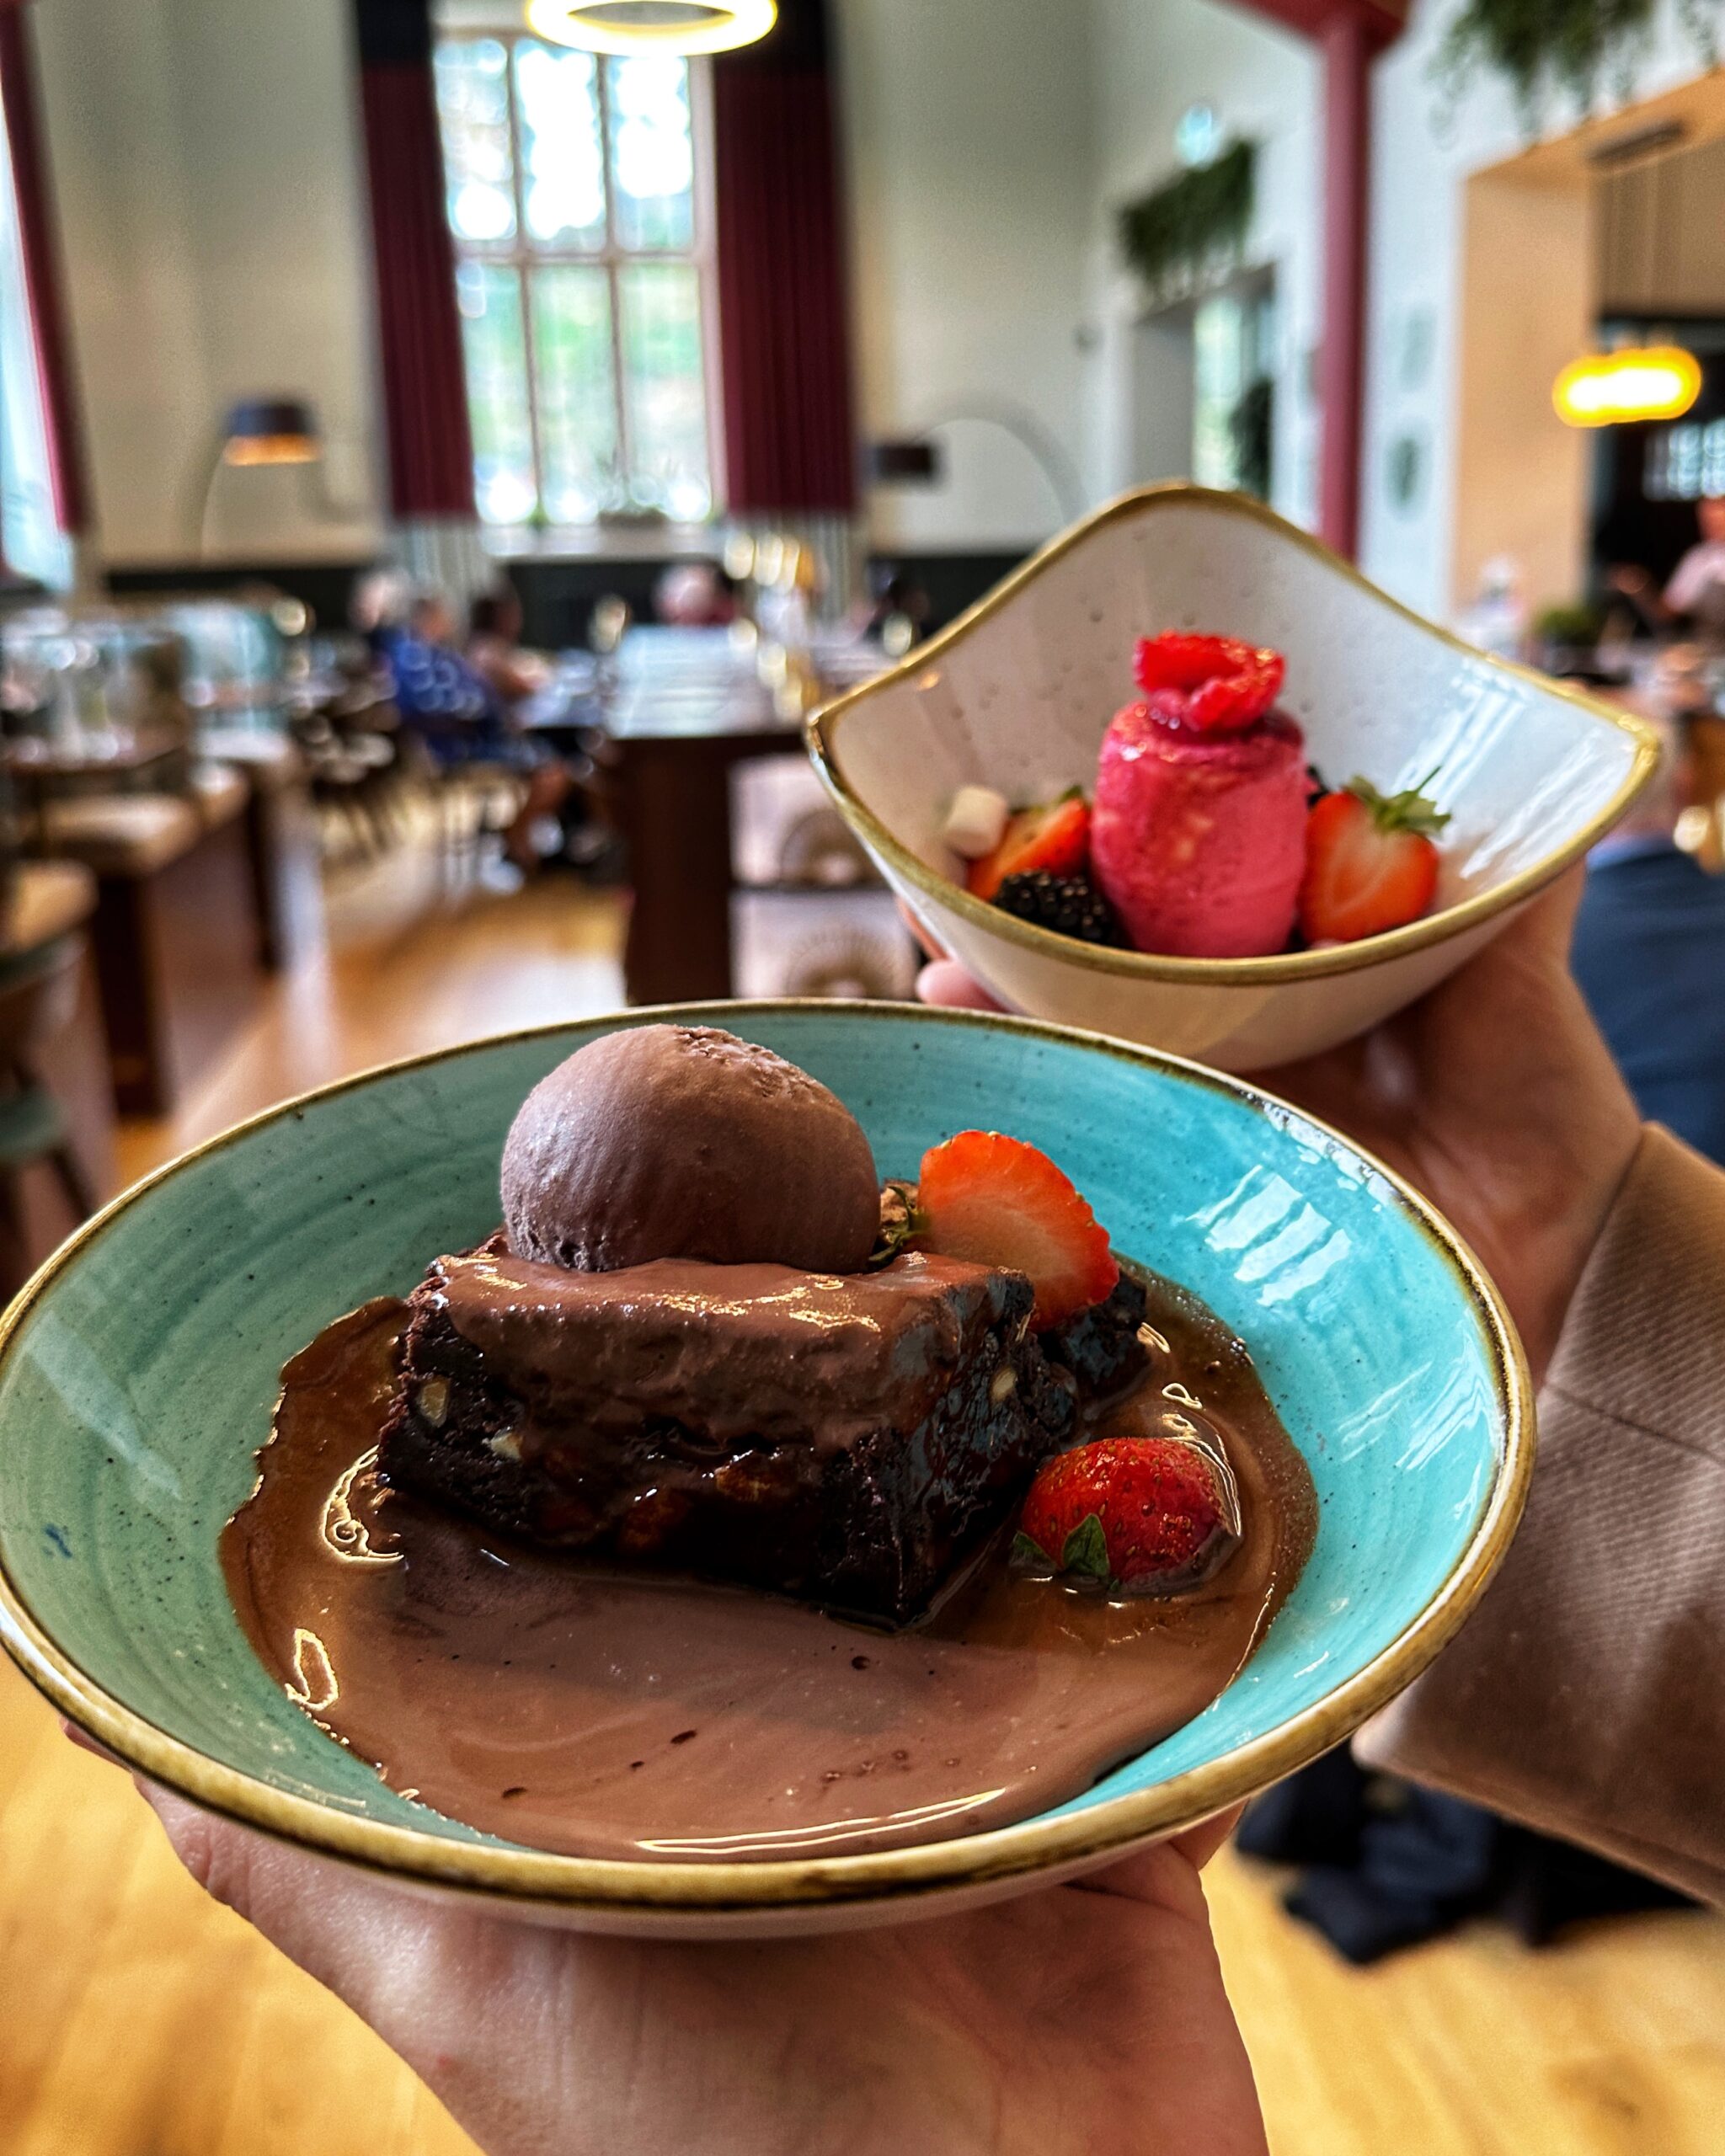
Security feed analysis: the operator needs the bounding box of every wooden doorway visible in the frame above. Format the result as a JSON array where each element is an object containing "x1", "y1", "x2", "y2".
[{"x1": 1454, "y1": 69, "x2": 1725, "y2": 619}]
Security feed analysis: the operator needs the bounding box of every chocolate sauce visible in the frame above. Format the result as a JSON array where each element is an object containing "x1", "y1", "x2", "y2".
[{"x1": 222, "y1": 1278, "x2": 1314, "y2": 1864}]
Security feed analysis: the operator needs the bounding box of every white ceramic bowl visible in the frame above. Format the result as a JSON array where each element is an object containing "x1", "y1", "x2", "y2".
[{"x1": 809, "y1": 487, "x2": 1658, "y2": 1070}]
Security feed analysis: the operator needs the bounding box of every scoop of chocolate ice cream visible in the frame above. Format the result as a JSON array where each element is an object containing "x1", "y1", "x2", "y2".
[{"x1": 501, "y1": 1024, "x2": 881, "y2": 1274}]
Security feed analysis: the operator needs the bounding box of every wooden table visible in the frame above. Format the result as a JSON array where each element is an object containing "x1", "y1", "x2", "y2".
[
  {"x1": 200, "y1": 728, "x2": 323, "y2": 971},
  {"x1": 605, "y1": 628, "x2": 884, "y2": 1005},
  {"x1": 41, "y1": 781, "x2": 264, "y2": 1117},
  {"x1": 3, "y1": 726, "x2": 186, "y2": 848}
]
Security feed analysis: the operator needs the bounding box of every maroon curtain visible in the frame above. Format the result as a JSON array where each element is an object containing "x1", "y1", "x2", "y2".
[
  {"x1": 713, "y1": 3, "x2": 857, "y2": 516},
  {"x1": 0, "y1": 0, "x2": 89, "y2": 536},
  {"x1": 353, "y1": 0, "x2": 474, "y2": 520}
]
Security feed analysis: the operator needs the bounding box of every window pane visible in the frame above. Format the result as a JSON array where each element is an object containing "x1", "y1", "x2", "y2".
[
  {"x1": 457, "y1": 263, "x2": 537, "y2": 523},
  {"x1": 606, "y1": 56, "x2": 694, "y2": 252},
  {"x1": 0, "y1": 109, "x2": 69, "y2": 584},
  {"x1": 515, "y1": 40, "x2": 607, "y2": 252},
  {"x1": 531, "y1": 266, "x2": 621, "y2": 522},
  {"x1": 1192, "y1": 292, "x2": 1247, "y2": 491},
  {"x1": 619, "y1": 263, "x2": 710, "y2": 519},
  {"x1": 433, "y1": 39, "x2": 516, "y2": 246}
]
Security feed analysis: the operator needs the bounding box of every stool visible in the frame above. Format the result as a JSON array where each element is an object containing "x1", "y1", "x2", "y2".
[{"x1": 0, "y1": 936, "x2": 98, "y2": 1299}]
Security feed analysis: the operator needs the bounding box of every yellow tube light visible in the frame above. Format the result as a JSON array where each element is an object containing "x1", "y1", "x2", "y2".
[
  {"x1": 524, "y1": 0, "x2": 777, "y2": 55},
  {"x1": 1553, "y1": 345, "x2": 1702, "y2": 427}
]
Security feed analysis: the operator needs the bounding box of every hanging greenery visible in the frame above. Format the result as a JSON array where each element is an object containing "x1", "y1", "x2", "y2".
[
  {"x1": 1118, "y1": 139, "x2": 1257, "y2": 302},
  {"x1": 1434, "y1": 0, "x2": 1722, "y2": 129}
]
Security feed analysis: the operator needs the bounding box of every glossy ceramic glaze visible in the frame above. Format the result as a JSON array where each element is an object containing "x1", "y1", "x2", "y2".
[
  {"x1": 0, "y1": 1003, "x2": 1531, "y2": 1936},
  {"x1": 809, "y1": 486, "x2": 1658, "y2": 1070}
]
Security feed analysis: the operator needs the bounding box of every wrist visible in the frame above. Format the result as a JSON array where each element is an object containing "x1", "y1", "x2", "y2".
[
  {"x1": 1541, "y1": 1124, "x2": 1725, "y2": 1413},
  {"x1": 1518, "y1": 1122, "x2": 1641, "y2": 1384}
]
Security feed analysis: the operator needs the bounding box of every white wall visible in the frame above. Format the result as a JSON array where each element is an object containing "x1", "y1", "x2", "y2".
[
  {"x1": 51, "y1": 0, "x2": 1107, "y2": 564},
  {"x1": 1082, "y1": 0, "x2": 1322, "y2": 529},
  {"x1": 833, "y1": 0, "x2": 1323, "y2": 552},
  {"x1": 1361, "y1": 0, "x2": 1717, "y2": 620},
  {"x1": 32, "y1": 0, "x2": 382, "y2": 566},
  {"x1": 34, "y1": 0, "x2": 1718, "y2": 588},
  {"x1": 834, "y1": 0, "x2": 1096, "y2": 552}
]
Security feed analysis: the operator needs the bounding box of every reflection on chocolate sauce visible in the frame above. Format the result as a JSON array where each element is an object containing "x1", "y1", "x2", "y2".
[{"x1": 222, "y1": 1278, "x2": 1314, "y2": 1864}]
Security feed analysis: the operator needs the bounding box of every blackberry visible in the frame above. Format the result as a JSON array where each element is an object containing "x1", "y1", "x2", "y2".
[{"x1": 993, "y1": 870, "x2": 1124, "y2": 947}]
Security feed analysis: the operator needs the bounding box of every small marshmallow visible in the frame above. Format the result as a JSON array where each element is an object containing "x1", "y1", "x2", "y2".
[{"x1": 941, "y1": 784, "x2": 1011, "y2": 860}]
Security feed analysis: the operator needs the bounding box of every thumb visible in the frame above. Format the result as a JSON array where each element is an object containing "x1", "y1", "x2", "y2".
[
  {"x1": 1511, "y1": 863, "x2": 1587, "y2": 963},
  {"x1": 916, "y1": 959, "x2": 1006, "y2": 1011},
  {"x1": 1076, "y1": 1806, "x2": 1243, "y2": 1919}
]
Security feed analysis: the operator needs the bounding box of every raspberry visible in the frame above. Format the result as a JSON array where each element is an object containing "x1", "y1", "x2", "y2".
[{"x1": 1132, "y1": 633, "x2": 1284, "y2": 734}]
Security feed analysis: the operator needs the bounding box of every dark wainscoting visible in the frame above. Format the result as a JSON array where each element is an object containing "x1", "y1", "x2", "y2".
[
  {"x1": 506, "y1": 556, "x2": 696, "y2": 651},
  {"x1": 105, "y1": 560, "x2": 379, "y2": 633},
  {"x1": 510, "y1": 547, "x2": 1032, "y2": 648},
  {"x1": 865, "y1": 550, "x2": 1028, "y2": 634},
  {"x1": 100, "y1": 548, "x2": 1033, "y2": 648}
]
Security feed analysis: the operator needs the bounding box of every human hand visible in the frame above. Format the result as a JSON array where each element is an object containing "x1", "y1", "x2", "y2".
[
  {"x1": 920, "y1": 872, "x2": 1639, "y2": 1381},
  {"x1": 129, "y1": 1775, "x2": 1265, "y2": 2156}
]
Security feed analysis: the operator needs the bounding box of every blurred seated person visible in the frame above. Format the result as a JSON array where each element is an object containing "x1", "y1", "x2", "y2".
[
  {"x1": 387, "y1": 590, "x2": 495, "y2": 738},
  {"x1": 860, "y1": 570, "x2": 932, "y2": 654},
  {"x1": 1573, "y1": 704, "x2": 1725, "y2": 1163},
  {"x1": 1608, "y1": 494, "x2": 1725, "y2": 641},
  {"x1": 467, "y1": 587, "x2": 553, "y2": 707},
  {"x1": 350, "y1": 567, "x2": 416, "y2": 664},
  {"x1": 388, "y1": 589, "x2": 572, "y2": 875},
  {"x1": 653, "y1": 561, "x2": 738, "y2": 627},
  {"x1": 470, "y1": 585, "x2": 617, "y2": 871}
]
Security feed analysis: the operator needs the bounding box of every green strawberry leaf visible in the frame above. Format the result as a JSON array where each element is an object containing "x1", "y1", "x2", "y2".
[
  {"x1": 1011, "y1": 1530, "x2": 1053, "y2": 1571},
  {"x1": 1060, "y1": 1513, "x2": 1113, "y2": 1582},
  {"x1": 1345, "y1": 771, "x2": 1451, "y2": 840},
  {"x1": 868, "y1": 1180, "x2": 928, "y2": 1269}
]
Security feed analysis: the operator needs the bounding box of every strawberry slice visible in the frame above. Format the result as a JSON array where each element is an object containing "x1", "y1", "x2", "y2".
[
  {"x1": 965, "y1": 794, "x2": 1090, "y2": 902},
  {"x1": 1014, "y1": 1433, "x2": 1241, "y2": 1594},
  {"x1": 1132, "y1": 632, "x2": 1284, "y2": 734},
  {"x1": 1299, "y1": 773, "x2": 1450, "y2": 944},
  {"x1": 915, "y1": 1130, "x2": 1118, "y2": 1326}
]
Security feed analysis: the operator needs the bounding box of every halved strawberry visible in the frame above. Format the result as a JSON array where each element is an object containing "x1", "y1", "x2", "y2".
[
  {"x1": 1299, "y1": 774, "x2": 1450, "y2": 944},
  {"x1": 966, "y1": 794, "x2": 1089, "y2": 903},
  {"x1": 1132, "y1": 632, "x2": 1284, "y2": 734},
  {"x1": 915, "y1": 1130, "x2": 1118, "y2": 1326},
  {"x1": 1014, "y1": 1432, "x2": 1241, "y2": 1594}
]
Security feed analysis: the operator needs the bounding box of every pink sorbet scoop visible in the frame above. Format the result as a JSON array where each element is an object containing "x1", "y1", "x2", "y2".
[{"x1": 1092, "y1": 702, "x2": 1307, "y2": 958}]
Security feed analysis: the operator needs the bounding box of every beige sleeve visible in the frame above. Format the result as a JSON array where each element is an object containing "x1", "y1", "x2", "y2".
[{"x1": 1357, "y1": 1125, "x2": 1725, "y2": 1904}]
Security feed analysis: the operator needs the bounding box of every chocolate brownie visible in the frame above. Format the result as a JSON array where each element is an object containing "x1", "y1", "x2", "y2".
[{"x1": 378, "y1": 1245, "x2": 1130, "y2": 1626}]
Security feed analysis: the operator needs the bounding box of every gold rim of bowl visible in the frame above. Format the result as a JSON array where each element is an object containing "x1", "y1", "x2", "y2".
[
  {"x1": 0, "y1": 1000, "x2": 1536, "y2": 1917},
  {"x1": 806, "y1": 483, "x2": 1661, "y2": 985}
]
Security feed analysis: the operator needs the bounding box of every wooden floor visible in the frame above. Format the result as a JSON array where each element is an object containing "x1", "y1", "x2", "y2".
[{"x1": 4, "y1": 836, "x2": 1724, "y2": 2154}]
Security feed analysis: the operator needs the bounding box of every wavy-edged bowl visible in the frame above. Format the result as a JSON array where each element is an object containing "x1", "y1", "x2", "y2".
[
  {"x1": 0, "y1": 1002, "x2": 1530, "y2": 1936},
  {"x1": 809, "y1": 486, "x2": 1657, "y2": 1069}
]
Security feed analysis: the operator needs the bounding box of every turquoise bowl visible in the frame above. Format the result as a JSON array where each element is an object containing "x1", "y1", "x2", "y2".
[{"x1": 0, "y1": 1003, "x2": 1531, "y2": 1937}]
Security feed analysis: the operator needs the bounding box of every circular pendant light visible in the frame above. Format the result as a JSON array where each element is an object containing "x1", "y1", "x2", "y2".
[
  {"x1": 523, "y1": 0, "x2": 777, "y2": 56},
  {"x1": 1552, "y1": 344, "x2": 1701, "y2": 428}
]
